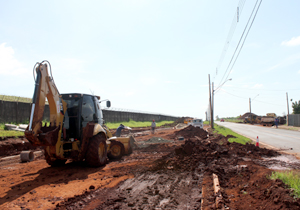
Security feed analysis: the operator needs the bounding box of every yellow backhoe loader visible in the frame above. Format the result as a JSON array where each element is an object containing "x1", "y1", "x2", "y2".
[{"x1": 25, "y1": 61, "x2": 135, "y2": 167}]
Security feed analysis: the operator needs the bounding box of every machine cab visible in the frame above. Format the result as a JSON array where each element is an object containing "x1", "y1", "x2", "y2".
[{"x1": 61, "y1": 93, "x2": 104, "y2": 141}]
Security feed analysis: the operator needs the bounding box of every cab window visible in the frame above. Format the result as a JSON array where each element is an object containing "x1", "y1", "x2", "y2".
[{"x1": 82, "y1": 96, "x2": 96, "y2": 127}]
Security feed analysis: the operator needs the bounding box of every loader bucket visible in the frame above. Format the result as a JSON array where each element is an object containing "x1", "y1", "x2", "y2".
[
  {"x1": 25, "y1": 125, "x2": 60, "y2": 146},
  {"x1": 107, "y1": 135, "x2": 137, "y2": 155}
]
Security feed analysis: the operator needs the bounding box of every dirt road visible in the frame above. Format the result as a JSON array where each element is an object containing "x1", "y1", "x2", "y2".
[{"x1": 1, "y1": 125, "x2": 300, "y2": 209}]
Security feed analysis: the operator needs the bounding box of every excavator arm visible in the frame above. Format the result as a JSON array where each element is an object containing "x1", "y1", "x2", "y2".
[{"x1": 25, "y1": 61, "x2": 67, "y2": 146}]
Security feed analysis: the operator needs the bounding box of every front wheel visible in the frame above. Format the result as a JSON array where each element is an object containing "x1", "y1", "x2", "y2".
[
  {"x1": 85, "y1": 134, "x2": 107, "y2": 167},
  {"x1": 108, "y1": 141, "x2": 124, "y2": 160}
]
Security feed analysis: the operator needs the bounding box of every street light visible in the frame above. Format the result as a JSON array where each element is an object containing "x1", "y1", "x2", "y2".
[{"x1": 211, "y1": 78, "x2": 232, "y2": 129}]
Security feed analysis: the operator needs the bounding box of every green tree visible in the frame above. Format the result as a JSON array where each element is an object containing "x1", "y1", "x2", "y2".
[{"x1": 292, "y1": 100, "x2": 300, "y2": 114}]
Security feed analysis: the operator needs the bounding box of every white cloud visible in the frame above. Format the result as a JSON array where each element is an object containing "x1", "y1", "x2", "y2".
[
  {"x1": 252, "y1": 84, "x2": 263, "y2": 89},
  {"x1": 164, "y1": 80, "x2": 179, "y2": 84},
  {"x1": 125, "y1": 91, "x2": 135, "y2": 96},
  {"x1": 267, "y1": 53, "x2": 300, "y2": 71},
  {"x1": 56, "y1": 58, "x2": 85, "y2": 74},
  {"x1": 139, "y1": 76, "x2": 158, "y2": 85},
  {"x1": 298, "y1": 70, "x2": 300, "y2": 74},
  {"x1": 281, "y1": 36, "x2": 300, "y2": 46},
  {"x1": 0, "y1": 43, "x2": 29, "y2": 75}
]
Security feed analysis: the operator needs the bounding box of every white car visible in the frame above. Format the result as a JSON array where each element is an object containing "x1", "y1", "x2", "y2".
[{"x1": 190, "y1": 118, "x2": 203, "y2": 128}]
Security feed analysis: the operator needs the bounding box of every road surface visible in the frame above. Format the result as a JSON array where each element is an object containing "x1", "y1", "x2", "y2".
[{"x1": 215, "y1": 121, "x2": 300, "y2": 156}]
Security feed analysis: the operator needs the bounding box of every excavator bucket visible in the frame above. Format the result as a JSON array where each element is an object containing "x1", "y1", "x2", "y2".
[{"x1": 25, "y1": 124, "x2": 60, "y2": 146}]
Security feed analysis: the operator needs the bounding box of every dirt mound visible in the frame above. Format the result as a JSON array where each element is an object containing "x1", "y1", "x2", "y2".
[
  {"x1": 149, "y1": 136, "x2": 300, "y2": 209},
  {"x1": 169, "y1": 125, "x2": 208, "y2": 139},
  {"x1": 0, "y1": 138, "x2": 41, "y2": 157},
  {"x1": 152, "y1": 136, "x2": 279, "y2": 173},
  {"x1": 224, "y1": 165, "x2": 300, "y2": 209}
]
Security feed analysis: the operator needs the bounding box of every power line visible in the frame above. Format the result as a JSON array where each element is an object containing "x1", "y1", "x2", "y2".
[
  {"x1": 254, "y1": 99, "x2": 285, "y2": 107},
  {"x1": 224, "y1": 86, "x2": 300, "y2": 92},
  {"x1": 216, "y1": 0, "x2": 246, "y2": 76},
  {"x1": 220, "y1": 89, "x2": 248, "y2": 99},
  {"x1": 220, "y1": 89, "x2": 285, "y2": 107},
  {"x1": 218, "y1": 0, "x2": 262, "y2": 87},
  {"x1": 223, "y1": 0, "x2": 263, "y2": 83}
]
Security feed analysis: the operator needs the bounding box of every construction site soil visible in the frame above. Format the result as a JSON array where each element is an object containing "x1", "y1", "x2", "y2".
[{"x1": 1, "y1": 124, "x2": 300, "y2": 209}]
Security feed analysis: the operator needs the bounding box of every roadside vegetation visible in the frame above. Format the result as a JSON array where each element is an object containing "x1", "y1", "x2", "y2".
[
  {"x1": 1, "y1": 120, "x2": 174, "y2": 137},
  {"x1": 0, "y1": 95, "x2": 49, "y2": 104},
  {"x1": 0, "y1": 95, "x2": 32, "y2": 103},
  {"x1": 203, "y1": 121, "x2": 251, "y2": 144},
  {"x1": 105, "y1": 119, "x2": 174, "y2": 129},
  {"x1": 0, "y1": 123, "x2": 24, "y2": 138},
  {"x1": 222, "y1": 117, "x2": 243, "y2": 123},
  {"x1": 213, "y1": 124, "x2": 252, "y2": 145},
  {"x1": 269, "y1": 171, "x2": 300, "y2": 198}
]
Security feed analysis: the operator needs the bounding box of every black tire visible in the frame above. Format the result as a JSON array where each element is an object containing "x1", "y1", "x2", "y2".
[
  {"x1": 127, "y1": 136, "x2": 135, "y2": 155},
  {"x1": 85, "y1": 134, "x2": 107, "y2": 167},
  {"x1": 44, "y1": 149, "x2": 67, "y2": 167},
  {"x1": 108, "y1": 141, "x2": 125, "y2": 160}
]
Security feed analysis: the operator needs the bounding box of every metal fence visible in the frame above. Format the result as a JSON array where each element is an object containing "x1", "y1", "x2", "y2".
[
  {"x1": 0, "y1": 100, "x2": 179, "y2": 124},
  {"x1": 288, "y1": 114, "x2": 300, "y2": 127}
]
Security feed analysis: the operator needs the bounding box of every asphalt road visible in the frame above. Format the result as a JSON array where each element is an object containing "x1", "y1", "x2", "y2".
[{"x1": 215, "y1": 121, "x2": 300, "y2": 156}]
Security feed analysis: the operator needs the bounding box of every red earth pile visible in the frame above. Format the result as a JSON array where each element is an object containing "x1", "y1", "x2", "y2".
[
  {"x1": 151, "y1": 135, "x2": 300, "y2": 209},
  {"x1": 170, "y1": 125, "x2": 208, "y2": 139}
]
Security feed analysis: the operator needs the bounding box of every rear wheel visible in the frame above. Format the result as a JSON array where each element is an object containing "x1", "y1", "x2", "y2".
[
  {"x1": 108, "y1": 141, "x2": 124, "y2": 160},
  {"x1": 85, "y1": 134, "x2": 107, "y2": 167}
]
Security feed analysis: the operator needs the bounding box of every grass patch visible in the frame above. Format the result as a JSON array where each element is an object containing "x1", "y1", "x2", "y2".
[
  {"x1": 0, "y1": 123, "x2": 24, "y2": 138},
  {"x1": 0, "y1": 120, "x2": 49, "y2": 138},
  {"x1": 0, "y1": 95, "x2": 32, "y2": 103},
  {"x1": 0, "y1": 119, "x2": 174, "y2": 137},
  {"x1": 269, "y1": 171, "x2": 300, "y2": 198},
  {"x1": 0, "y1": 95, "x2": 48, "y2": 104},
  {"x1": 105, "y1": 119, "x2": 174, "y2": 129},
  {"x1": 224, "y1": 118, "x2": 243, "y2": 123},
  {"x1": 213, "y1": 124, "x2": 252, "y2": 145}
]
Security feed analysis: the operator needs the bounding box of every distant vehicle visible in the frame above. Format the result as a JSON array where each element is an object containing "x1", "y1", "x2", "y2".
[
  {"x1": 190, "y1": 118, "x2": 203, "y2": 128},
  {"x1": 220, "y1": 119, "x2": 224, "y2": 122},
  {"x1": 184, "y1": 118, "x2": 193, "y2": 124}
]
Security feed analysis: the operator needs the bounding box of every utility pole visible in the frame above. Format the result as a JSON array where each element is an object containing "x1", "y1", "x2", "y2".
[
  {"x1": 208, "y1": 74, "x2": 212, "y2": 128},
  {"x1": 286, "y1": 92, "x2": 289, "y2": 126},
  {"x1": 212, "y1": 82, "x2": 214, "y2": 129},
  {"x1": 249, "y1": 98, "x2": 252, "y2": 124}
]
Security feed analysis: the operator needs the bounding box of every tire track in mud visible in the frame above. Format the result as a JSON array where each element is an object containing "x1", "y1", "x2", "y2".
[
  {"x1": 100, "y1": 170, "x2": 203, "y2": 209},
  {"x1": 55, "y1": 169, "x2": 204, "y2": 210}
]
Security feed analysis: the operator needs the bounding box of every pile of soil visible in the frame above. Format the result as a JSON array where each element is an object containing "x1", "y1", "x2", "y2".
[
  {"x1": 150, "y1": 136, "x2": 300, "y2": 209},
  {"x1": 158, "y1": 117, "x2": 187, "y2": 128},
  {"x1": 0, "y1": 137, "x2": 41, "y2": 157},
  {"x1": 169, "y1": 125, "x2": 208, "y2": 139},
  {"x1": 152, "y1": 135, "x2": 279, "y2": 173}
]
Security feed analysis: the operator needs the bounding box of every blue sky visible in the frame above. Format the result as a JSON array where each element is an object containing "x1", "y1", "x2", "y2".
[{"x1": 1, "y1": 0, "x2": 299, "y2": 119}]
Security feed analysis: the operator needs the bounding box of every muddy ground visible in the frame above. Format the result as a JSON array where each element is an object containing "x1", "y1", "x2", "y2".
[{"x1": 1, "y1": 124, "x2": 300, "y2": 209}]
